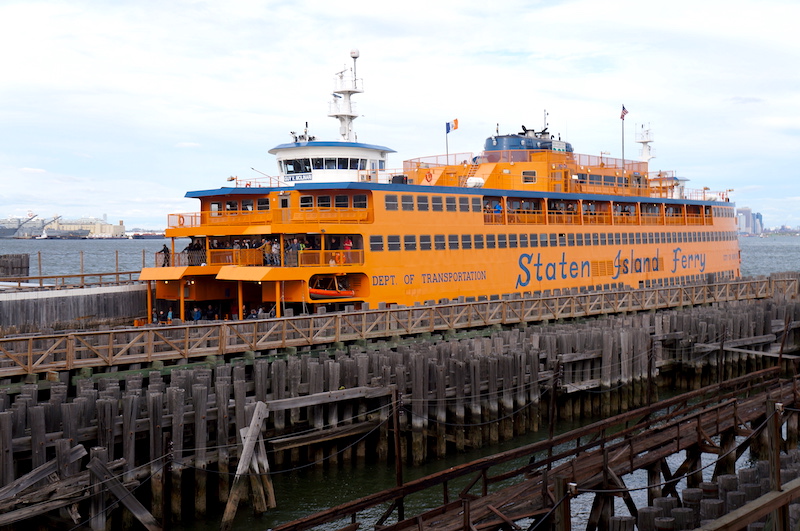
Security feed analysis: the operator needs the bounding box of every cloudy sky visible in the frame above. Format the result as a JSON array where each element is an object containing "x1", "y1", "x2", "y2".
[{"x1": 0, "y1": 0, "x2": 797, "y2": 230}]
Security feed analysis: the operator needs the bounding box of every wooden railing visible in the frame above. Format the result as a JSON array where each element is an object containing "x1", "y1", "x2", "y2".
[
  {"x1": 0, "y1": 276, "x2": 793, "y2": 377},
  {"x1": 0, "y1": 271, "x2": 141, "y2": 290}
]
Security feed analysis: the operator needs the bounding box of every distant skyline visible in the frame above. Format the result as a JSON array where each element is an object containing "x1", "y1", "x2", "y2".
[{"x1": 1, "y1": 0, "x2": 798, "y2": 230}]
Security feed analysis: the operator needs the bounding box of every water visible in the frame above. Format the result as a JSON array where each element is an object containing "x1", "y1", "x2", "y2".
[
  {"x1": 0, "y1": 237, "x2": 188, "y2": 276},
  {"x1": 2, "y1": 236, "x2": 795, "y2": 528}
]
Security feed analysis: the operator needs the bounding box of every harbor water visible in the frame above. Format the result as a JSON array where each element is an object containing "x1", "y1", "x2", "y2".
[{"x1": 1, "y1": 236, "x2": 797, "y2": 529}]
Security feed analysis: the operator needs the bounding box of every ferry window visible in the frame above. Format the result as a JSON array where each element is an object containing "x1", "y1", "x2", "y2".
[
  {"x1": 369, "y1": 235, "x2": 384, "y2": 251},
  {"x1": 404, "y1": 235, "x2": 417, "y2": 251},
  {"x1": 556, "y1": 234, "x2": 565, "y2": 247},
  {"x1": 300, "y1": 196, "x2": 313, "y2": 209},
  {"x1": 648, "y1": 233, "x2": 655, "y2": 244},
  {"x1": 432, "y1": 196, "x2": 443, "y2": 212},
  {"x1": 509, "y1": 234, "x2": 518, "y2": 248},
  {"x1": 387, "y1": 235, "x2": 401, "y2": 251},
  {"x1": 312, "y1": 158, "x2": 324, "y2": 170},
  {"x1": 603, "y1": 175, "x2": 615, "y2": 185},
  {"x1": 567, "y1": 234, "x2": 575, "y2": 246},
  {"x1": 635, "y1": 233, "x2": 642, "y2": 245},
  {"x1": 530, "y1": 234, "x2": 538, "y2": 247},
  {"x1": 462, "y1": 234, "x2": 472, "y2": 249},
  {"x1": 599, "y1": 234, "x2": 607, "y2": 246},
  {"x1": 241, "y1": 199, "x2": 254, "y2": 211},
  {"x1": 621, "y1": 233, "x2": 628, "y2": 245},
  {"x1": 353, "y1": 194, "x2": 368, "y2": 209},
  {"x1": 592, "y1": 233, "x2": 599, "y2": 246},
  {"x1": 446, "y1": 197, "x2": 457, "y2": 212},
  {"x1": 401, "y1": 195, "x2": 414, "y2": 211},
  {"x1": 589, "y1": 175, "x2": 602, "y2": 184},
  {"x1": 448, "y1": 234, "x2": 459, "y2": 250},
  {"x1": 550, "y1": 234, "x2": 558, "y2": 247},
  {"x1": 325, "y1": 158, "x2": 336, "y2": 169},
  {"x1": 520, "y1": 234, "x2": 528, "y2": 247},
  {"x1": 540, "y1": 234, "x2": 548, "y2": 247},
  {"x1": 257, "y1": 198, "x2": 270, "y2": 211},
  {"x1": 576, "y1": 233, "x2": 583, "y2": 246},
  {"x1": 471, "y1": 197, "x2": 482, "y2": 212},
  {"x1": 585, "y1": 233, "x2": 592, "y2": 246},
  {"x1": 349, "y1": 158, "x2": 360, "y2": 170},
  {"x1": 575, "y1": 173, "x2": 588, "y2": 183},
  {"x1": 459, "y1": 197, "x2": 470, "y2": 212},
  {"x1": 614, "y1": 233, "x2": 620, "y2": 245},
  {"x1": 522, "y1": 170, "x2": 537, "y2": 183},
  {"x1": 210, "y1": 201, "x2": 222, "y2": 217},
  {"x1": 385, "y1": 195, "x2": 399, "y2": 211},
  {"x1": 417, "y1": 196, "x2": 429, "y2": 211},
  {"x1": 317, "y1": 196, "x2": 331, "y2": 209},
  {"x1": 420, "y1": 235, "x2": 432, "y2": 250},
  {"x1": 617, "y1": 177, "x2": 626, "y2": 186},
  {"x1": 337, "y1": 158, "x2": 349, "y2": 170},
  {"x1": 226, "y1": 200, "x2": 239, "y2": 212},
  {"x1": 474, "y1": 234, "x2": 485, "y2": 249},
  {"x1": 335, "y1": 195, "x2": 349, "y2": 209},
  {"x1": 486, "y1": 234, "x2": 496, "y2": 249},
  {"x1": 434, "y1": 234, "x2": 446, "y2": 250},
  {"x1": 498, "y1": 234, "x2": 507, "y2": 248}
]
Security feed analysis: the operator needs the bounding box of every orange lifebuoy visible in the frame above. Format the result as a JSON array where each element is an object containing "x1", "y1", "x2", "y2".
[
  {"x1": 245, "y1": 182, "x2": 251, "y2": 187},
  {"x1": 178, "y1": 215, "x2": 185, "y2": 227},
  {"x1": 425, "y1": 172, "x2": 433, "y2": 182}
]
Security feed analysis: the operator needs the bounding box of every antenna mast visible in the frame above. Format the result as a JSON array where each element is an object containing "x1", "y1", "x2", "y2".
[{"x1": 328, "y1": 49, "x2": 363, "y2": 141}]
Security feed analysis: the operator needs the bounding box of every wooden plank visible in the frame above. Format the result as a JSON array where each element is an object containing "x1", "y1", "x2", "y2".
[
  {"x1": 266, "y1": 385, "x2": 394, "y2": 411},
  {"x1": 220, "y1": 401, "x2": 269, "y2": 531},
  {"x1": 87, "y1": 456, "x2": 162, "y2": 531},
  {"x1": 0, "y1": 444, "x2": 86, "y2": 501}
]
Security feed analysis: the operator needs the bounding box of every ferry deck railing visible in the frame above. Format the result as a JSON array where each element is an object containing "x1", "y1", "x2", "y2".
[
  {"x1": 0, "y1": 276, "x2": 793, "y2": 378},
  {"x1": 0, "y1": 271, "x2": 141, "y2": 290}
]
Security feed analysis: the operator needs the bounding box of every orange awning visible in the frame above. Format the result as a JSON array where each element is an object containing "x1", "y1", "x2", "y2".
[{"x1": 138, "y1": 267, "x2": 188, "y2": 281}]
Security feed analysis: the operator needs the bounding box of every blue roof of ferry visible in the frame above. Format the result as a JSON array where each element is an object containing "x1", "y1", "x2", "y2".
[
  {"x1": 184, "y1": 181, "x2": 732, "y2": 206},
  {"x1": 268, "y1": 141, "x2": 396, "y2": 154}
]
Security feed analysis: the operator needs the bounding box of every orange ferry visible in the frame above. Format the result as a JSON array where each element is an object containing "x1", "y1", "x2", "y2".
[{"x1": 140, "y1": 51, "x2": 740, "y2": 321}]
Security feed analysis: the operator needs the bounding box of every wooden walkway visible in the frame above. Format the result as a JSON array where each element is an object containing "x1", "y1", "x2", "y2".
[
  {"x1": 1, "y1": 276, "x2": 796, "y2": 378},
  {"x1": 274, "y1": 368, "x2": 797, "y2": 531}
]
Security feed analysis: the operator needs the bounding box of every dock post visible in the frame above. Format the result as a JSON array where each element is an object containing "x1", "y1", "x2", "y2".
[{"x1": 89, "y1": 446, "x2": 108, "y2": 531}]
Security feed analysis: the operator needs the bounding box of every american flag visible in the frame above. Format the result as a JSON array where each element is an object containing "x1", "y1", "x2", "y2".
[{"x1": 620, "y1": 105, "x2": 629, "y2": 120}]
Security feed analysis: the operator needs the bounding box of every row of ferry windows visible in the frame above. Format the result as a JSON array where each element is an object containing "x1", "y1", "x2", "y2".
[
  {"x1": 211, "y1": 199, "x2": 270, "y2": 212},
  {"x1": 210, "y1": 194, "x2": 370, "y2": 212},
  {"x1": 282, "y1": 158, "x2": 386, "y2": 174},
  {"x1": 384, "y1": 194, "x2": 736, "y2": 216},
  {"x1": 369, "y1": 230, "x2": 736, "y2": 251}
]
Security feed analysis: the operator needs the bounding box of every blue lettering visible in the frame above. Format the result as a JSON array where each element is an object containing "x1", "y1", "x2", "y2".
[{"x1": 515, "y1": 254, "x2": 532, "y2": 288}]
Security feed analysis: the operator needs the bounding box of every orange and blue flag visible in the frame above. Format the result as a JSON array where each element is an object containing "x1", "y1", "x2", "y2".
[{"x1": 446, "y1": 119, "x2": 459, "y2": 133}]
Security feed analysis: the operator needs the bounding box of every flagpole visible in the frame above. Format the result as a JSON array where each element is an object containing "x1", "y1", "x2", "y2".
[{"x1": 446, "y1": 131, "x2": 449, "y2": 163}]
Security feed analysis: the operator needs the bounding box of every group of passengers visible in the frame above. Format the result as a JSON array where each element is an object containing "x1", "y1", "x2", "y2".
[{"x1": 163, "y1": 234, "x2": 357, "y2": 268}]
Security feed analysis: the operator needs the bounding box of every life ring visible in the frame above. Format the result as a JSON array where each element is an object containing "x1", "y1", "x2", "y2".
[
  {"x1": 425, "y1": 172, "x2": 433, "y2": 182},
  {"x1": 245, "y1": 182, "x2": 251, "y2": 187},
  {"x1": 177, "y1": 215, "x2": 185, "y2": 227}
]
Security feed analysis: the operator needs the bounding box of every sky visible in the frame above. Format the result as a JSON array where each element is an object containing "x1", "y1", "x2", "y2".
[{"x1": 0, "y1": 0, "x2": 798, "y2": 230}]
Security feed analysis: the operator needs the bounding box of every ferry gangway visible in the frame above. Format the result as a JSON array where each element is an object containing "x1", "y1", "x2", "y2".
[
  {"x1": 0, "y1": 276, "x2": 795, "y2": 378},
  {"x1": 272, "y1": 368, "x2": 795, "y2": 531}
]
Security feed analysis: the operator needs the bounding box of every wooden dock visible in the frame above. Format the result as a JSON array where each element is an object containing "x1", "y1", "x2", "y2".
[
  {"x1": 0, "y1": 274, "x2": 799, "y2": 529},
  {"x1": 0, "y1": 274, "x2": 797, "y2": 379},
  {"x1": 273, "y1": 369, "x2": 800, "y2": 531}
]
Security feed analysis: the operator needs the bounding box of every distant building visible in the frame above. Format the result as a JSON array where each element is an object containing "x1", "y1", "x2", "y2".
[
  {"x1": 49, "y1": 217, "x2": 126, "y2": 238},
  {"x1": 736, "y1": 207, "x2": 762, "y2": 235}
]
